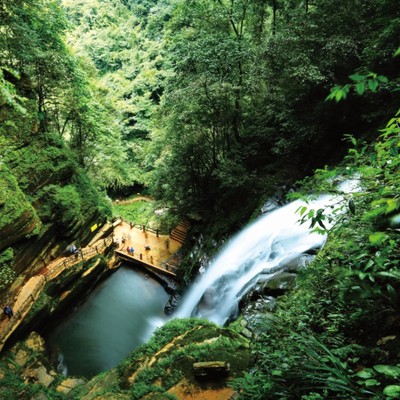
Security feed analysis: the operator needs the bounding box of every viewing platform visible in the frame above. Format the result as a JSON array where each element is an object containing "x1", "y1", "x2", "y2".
[
  {"x1": 112, "y1": 219, "x2": 190, "y2": 278},
  {"x1": 115, "y1": 250, "x2": 177, "y2": 277}
]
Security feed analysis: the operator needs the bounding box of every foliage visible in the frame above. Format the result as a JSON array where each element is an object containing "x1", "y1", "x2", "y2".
[
  {"x1": 0, "y1": 163, "x2": 40, "y2": 237},
  {"x1": 112, "y1": 199, "x2": 178, "y2": 230},
  {"x1": 0, "y1": 247, "x2": 16, "y2": 292},
  {"x1": 116, "y1": 318, "x2": 251, "y2": 397},
  {"x1": 235, "y1": 66, "x2": 400, "y2": 397}
]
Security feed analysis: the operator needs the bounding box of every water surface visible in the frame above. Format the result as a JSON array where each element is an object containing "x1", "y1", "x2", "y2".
[{"x1": 48, "y1": 266, "x2": 168, "y2": 377}]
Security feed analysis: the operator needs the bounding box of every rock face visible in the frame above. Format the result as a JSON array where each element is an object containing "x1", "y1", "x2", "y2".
[
  {"x1": 0, "y1": 164, "x2": 39, "y2": 253},
  {"x1": 164, "y1": 292, "x2": 182, "y2": 314},
  {"x1": 193, "y1": 361, "x2": 230, "y2": 378},
  {"x1": 0, "y1": 332, "x2": 77, "y2": 399}
]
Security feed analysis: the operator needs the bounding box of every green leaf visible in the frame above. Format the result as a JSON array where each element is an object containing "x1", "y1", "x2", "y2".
[
  {"x1": 379, "y1": 271, "x2": 400, "y2": 279},
  {"x1": 349, "y1": 74, "x2": 366, "y2": 82},
  {"x1": 373, "y1": 365, "x2": 400, "y2": 378},
  {"x1": 383, "y1": 385, "x2": 400, "y2": 398},
  {"x1": 355, "y1": 369, "x2": 373, "y2": 379},
  {"x1": 365, "y1": 379, "x2": 380, "y2": 387},
  {"x1": 368, "y1": 79, "x2": 379, "y2": 92},
  {"x1": 394, "y1": 48, "x2": 400, "y2": 57},
  {"x1": 369, "y1": 232, "x2": 387, "y2": 245},
  {"x1": 355, "y1": 82, "x2": 365, "y2": 95}
]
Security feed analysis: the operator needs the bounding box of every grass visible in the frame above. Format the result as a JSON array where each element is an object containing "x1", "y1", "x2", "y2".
[{"x1": 112, "y1": 200, "x2": 179, "y2": 231}]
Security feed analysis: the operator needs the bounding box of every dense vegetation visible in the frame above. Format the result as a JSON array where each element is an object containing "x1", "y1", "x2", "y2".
[
  {"x1": 234, "y1": 100, "x2": 400, "y2": 399},
  {"x1": 0, "y1": 0, "x2": 112, "y2": 289},
  {"x1": 60, "y1": 0, "x2": 399, "y2": 235},
  {"x1": 0, "y1": 0, "x2": 399, "y2": 399}
]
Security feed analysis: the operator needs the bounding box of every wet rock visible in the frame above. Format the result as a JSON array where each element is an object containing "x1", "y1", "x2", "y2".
[
  {"x1": 285, "y1": 254, "x2": 315, "y2": 273},
  {"x1": 261, "y1": 272, "x2": 297, "y2": 294},
  {"x1": 15, "y1": 348, "x2": 29, "y2": 366},
  {"x1": 36, "y1": 365, "x2": 56, "y2": 387},
  {"x1": 241, "y1": 327, "x2": 253, "y2": 339},
  {"x1": 193, "y1": 361, "x2": 230, "y2": 378},
  {"x1": 25, "y1": 331, "x2": 46, "y2": 352},
  {"x1": 260, "y1": 199, "x2": 281, "y2": 215},
  {"x1": 23, "y1": 364, "x2": 55, "y2": 387},
  {"x1": 164, "y1": 293, "x2": 182, "y2": 315}
]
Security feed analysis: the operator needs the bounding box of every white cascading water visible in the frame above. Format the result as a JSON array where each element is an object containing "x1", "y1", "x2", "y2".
[{"x1": 174, "y1": 179, "x2": 360, "y2": 325}]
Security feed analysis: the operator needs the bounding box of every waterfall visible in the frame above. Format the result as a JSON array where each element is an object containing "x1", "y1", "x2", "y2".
[{"x1": 174, "y1": 179, "x2": 359, "y2": 325}]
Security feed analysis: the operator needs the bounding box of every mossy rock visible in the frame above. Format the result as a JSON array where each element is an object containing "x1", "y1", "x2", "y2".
[
  {"x1": 0, "y1": 164, "x2": 39, "y2": 252},
  {"x1": 116, "y1": 318, "x2": 253, "y2": 397}
]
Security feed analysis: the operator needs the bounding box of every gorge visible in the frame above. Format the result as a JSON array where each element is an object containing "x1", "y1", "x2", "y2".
[{"x1": 1, "y1": 0, "x2": 399, "y2": 399}]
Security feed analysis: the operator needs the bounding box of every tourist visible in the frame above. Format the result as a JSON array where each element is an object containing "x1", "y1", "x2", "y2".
[
  {"x1": 130, "y1": 246, "x2": 134, "y2": 255},
  {"x1": 3, "y1": 305, "x2": 13, "y2": 319}
]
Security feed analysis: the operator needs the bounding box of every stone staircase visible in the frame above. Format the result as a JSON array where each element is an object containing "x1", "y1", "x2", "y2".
[{"x1": 169, "y1": 219, "x2": 190, "y2": 244}]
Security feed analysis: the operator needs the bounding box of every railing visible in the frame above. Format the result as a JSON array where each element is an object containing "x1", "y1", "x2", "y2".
[
  {"x1": 114, "y1": 216, "x2": 171, "y2": 236},
  {"x1": 44, "y1": 237, "x2": 113, "y2": 280},
  {"x1": 165, "y1": 263, "x2": 178, "y2": 273}
]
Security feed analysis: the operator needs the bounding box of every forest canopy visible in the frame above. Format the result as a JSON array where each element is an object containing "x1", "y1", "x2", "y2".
[{"x1": 55, "y1": 0, "x2": 400, "y2": 230}]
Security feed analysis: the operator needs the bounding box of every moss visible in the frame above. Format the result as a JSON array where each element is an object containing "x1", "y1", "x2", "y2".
[
  {"x1": 0, "y1": 247, "x2": 16, "y2": 292},
  {"x1": 0, "y1": 164, "x2": 39, "y2": 239},
  {"x1": 115, "y1": 318, "x2": 252, "y2": 397}
]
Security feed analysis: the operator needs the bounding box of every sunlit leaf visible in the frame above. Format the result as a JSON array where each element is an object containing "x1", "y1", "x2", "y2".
[
  {"x1": 384, "y1": 385, "x2": 400, "y2": 398},
  {"x1": 373, "y1": 365, "x2": 400, "y2": 378},
  {"x1": 355, "y1": 369, "x2": 373, "y2": 379},
  {"x1": 369, "y1": 232, "x2": 387, "y2": 245}
]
